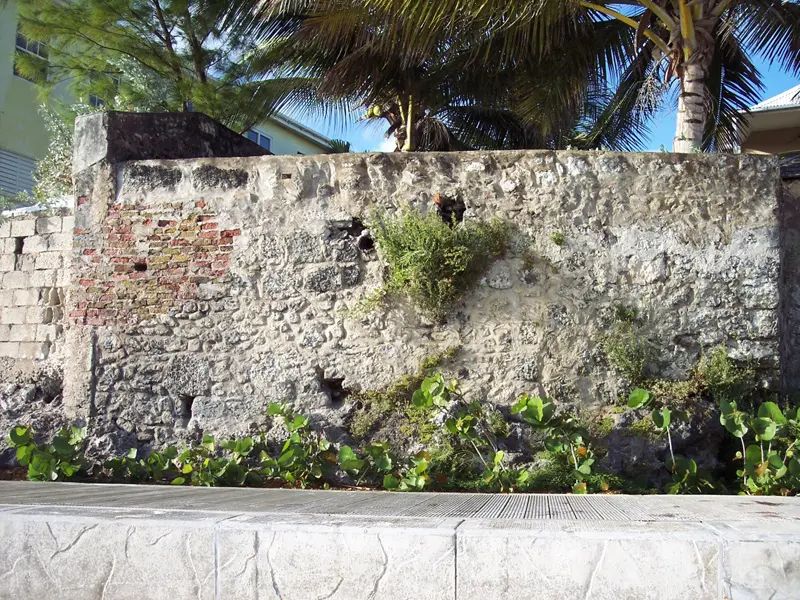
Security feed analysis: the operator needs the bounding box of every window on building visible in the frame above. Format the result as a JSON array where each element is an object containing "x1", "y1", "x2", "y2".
[
  {"x1": 86, "y1": 73, "x2": 121, "y2": 108},
  {"x1": 245, "y1": 130, "x2": 272, "y2": 151},
  {"x1": 14, "y1": 28, "x2": 48, "y2": 83},
  {"x1": 0, "y1": 149, "x2": 36, "y2": 196}
]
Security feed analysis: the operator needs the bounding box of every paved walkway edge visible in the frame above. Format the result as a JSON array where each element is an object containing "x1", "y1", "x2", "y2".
[{"x1": 0, "y1": 482, "x2": 798, "y2": 599}]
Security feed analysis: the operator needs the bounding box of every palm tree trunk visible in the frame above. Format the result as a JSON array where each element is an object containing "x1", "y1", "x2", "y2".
[{"x1": 673, "y1": 61, "x2": 708, "y2": 152}]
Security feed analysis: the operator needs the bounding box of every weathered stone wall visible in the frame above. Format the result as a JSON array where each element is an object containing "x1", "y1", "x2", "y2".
[
  {"x1": 780, "y1": 171, "x2": 800, "y2": 393},
  {"x1": 63, "y1": 145, "x2": 782, "y2": 449},
  {"x1": 0, "y1": 211, "x2": 71, "y2": 360}
]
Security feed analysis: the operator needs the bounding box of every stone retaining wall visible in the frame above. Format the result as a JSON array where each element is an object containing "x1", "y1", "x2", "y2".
[
  {"x1": 0, "y1": 112, "x2": 796, "y2": 456},
  {"x1": 0, "y1": 211, "x2": 71, "y2": 360},
  {"x1": 59, "y1": 112, "x2": 785, "y2": 449},
  {"x1": 780, "y1": 172, "x2": 800, "y2": 393}
]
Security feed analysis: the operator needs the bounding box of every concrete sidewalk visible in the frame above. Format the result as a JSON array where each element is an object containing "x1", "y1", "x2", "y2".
[{"x1": 0, "y1": 481, "x2": 798, "y2": 599}]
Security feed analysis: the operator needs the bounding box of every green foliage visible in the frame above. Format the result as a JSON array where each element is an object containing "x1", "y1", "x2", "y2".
[
  {"x1": 698, "y1": 347, "x2": 756, "y2": 407},
  {"x1": 382, "y1": 452, "x2": 431, "y2": 492},
  {"x1": 612, "y1": 303, "x2": 638, "y2": 324},
  {"x1": 602, "y1": 323, "x2": 653, "y2": 384},
  {"x1": 7, "y1": 425, "x2": 87, "y2": 482},
  {"x1": 627, "y1": 388, "x2": 714, "y2": 494},
  {"x1": 326, "y1": 139, "x2": 351, "y2": 153},
  {"x1": 19, "y1": 0, "x2": 301, "y2": 132},
  {"x1": 591, "y1": 417, "x2": 615, "y2": 438},
  {"x1": 419, "y1": 346, "x2": 460, "y2": 370},
  {"x1": 369, "y1": 208, "x2": 510, "y2": 319},
  {"x1": 104, "y1": 446, "x2": 180, "y2": 483},
  {"x1": 724, "y1": 400, "x2": 800, "y2": 495},
  {"x1": 405, "y1": 372, "x2": 532, "y2": 492},
  {"x1": 105, "y1": 404, "x2": 341, "y2": 489},
  {"x1": 173, "y1": 435, "x2": 258, "y2": 487},
  {"x1": 667, "y1": 456, "x2": 715, "y2": 495},
  {"x1": 399, "y1": 403, "x2": 439, "y2": 446},
  {"x1": 641, "y1": 377, "x2": 704, "y2": 409},
  {"x1": 549, "y1": 231, "x2": 565, "y2": 246},
  {"x1": 264, "y1": 402, "x2": 336, "y2": 487},
  {"x1": 627, "y1": 347, "x2": 755, "y2": 431},
  {"x1": 337, "y1": 441, "x2": 431, "y2": 491},
  {"x1": 7, "y1": 355, "x2": 798, "y2": 497},
  {"x1": 625, "y1": 418, "x2": 657, "y2": 439},
  {"x1": 413, "y1": 372, "x2": 458, "y2": 409},
  {"x1": 349, "y1": 375, "x2": 417, "y2": 440},
  {"x1": 511, "y1": 394, "x2": 595, "y2": 493},
  {"x1": 245, "y1": 1, "x2": 655, "y2": 152},
  {"x1": 429, "y1": 380, "x2": 514, "y2": 490},
  {"x1": 522, "y1": 460, "x2": 649, "y2": 494},
  {"x1": 348, "y1": 348, "x2": 459, "y2": 442},
  {"x1": 487, "y1": 410, "x2": 511, "y2": 439}
]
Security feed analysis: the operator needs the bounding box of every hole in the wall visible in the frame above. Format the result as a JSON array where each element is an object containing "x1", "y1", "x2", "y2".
[
  {"x1": 178, "y1": 395, "x2": 195, "y2": 428},
  {"x1": 280, "y1": 173, "x2": 292, "y2": 180},
  {"x1": 133, "y1": 262, "x2": 147, "y2": 272},
  {"x1": 433, "y1": 193, "x2": 466, "y2": 225},
  {"x1": 357, "y1": 235, "x2": 374, "y2": 251},
  {"x1": 13, "y1": 237, "x2": 24, "y2": 271},
  {"x1": 316, "y1": 368, "x2": 350, "y2": 409},
  {"x1": 345, "y1": 217, "x2": 366, "y2": 238},
  {"x1": 344, "y1": 217, "x2": 374, "y2": 252}
]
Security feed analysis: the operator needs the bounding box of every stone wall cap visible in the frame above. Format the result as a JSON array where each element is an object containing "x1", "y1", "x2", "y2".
[{"x1": 72, "y1": 111, "x2": 270, "y2": 175}]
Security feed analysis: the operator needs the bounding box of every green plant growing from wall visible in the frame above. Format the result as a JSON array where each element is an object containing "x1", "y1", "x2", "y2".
[
  {"x1": 413, "y1": 372, "x2": 529, "y2": 491},
  {"x1": 627, "y1": 388, "x2": 714, "y2": 494},
  {"x1": 337, "y1": 442, "x2": 432, "y2": 491},
  {"x1": 720, "y1": 399, "x2": 800, "y2": 495},
  {"x1": 7, "y1": 425, "x2": 87, "y2": 482},
  {"x1": 511, "y1": 394, "x2": 594, "y2": 494},
  {"x1": 367, "y1": 208, "x2": 510, "y2": 319},
  {"x1": 172, "y1": 435, "x2": 259, "y2": 487},
  {"x1": 622, "y1": 344, "x2": 758, "y2": 414},
  {"x1": 698, "y1": 347, "x2": 756, "y2": 407},
  {"x1": 337, "y1": 441, "x2": 393, "y2": 484},
  {"x1": 105, "y1": 446, "x2": 181, "y2": 483},
  {"x1": 549, "y1": 231, "x2": 566, "y2": 246},
  {"x1": 602, "y1": 322, "x2": 654, "y2": 384},
  {"x1": 612, "y1": 303, "x2": 638, "y2": 324},
  {"x1": 5, "y1": 346, "x2": 793, "y2": 496},
  {"x1": 264, "y1": 402, "x2": 337, "y2": 487},
  {"x1": 382, "y1": 452, "x2": 431, "y2": 491},
  {"x1": 347, "y1": 347, "x2": 459, "y2": 443}
]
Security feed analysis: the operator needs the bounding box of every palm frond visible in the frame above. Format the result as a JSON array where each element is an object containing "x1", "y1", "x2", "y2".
[
  {"x1": 702, "y1": 30, "x2": 763, "y2": 152},
  {"x1": 735, "y1": 0, "x2": 800, "y2": 75}
]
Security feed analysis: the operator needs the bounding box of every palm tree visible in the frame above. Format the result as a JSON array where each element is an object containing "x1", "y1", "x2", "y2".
[
  {"x1": 579, "y1": 0, "x2": 800, "y2": 151},
  {"x1": 240, "y1": 0, "x2": 651, "y2": 151},
  {"x1": 356, "y1": 0, "x2": 800, "y2": 152},
  {"x1": 326, "y1": 139, "x2": 352, "y2": 153}
]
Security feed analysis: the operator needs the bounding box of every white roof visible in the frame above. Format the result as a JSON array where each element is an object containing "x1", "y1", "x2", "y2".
[{"x1": 750, "y1": 84, "x2": 800, "y2": 113}]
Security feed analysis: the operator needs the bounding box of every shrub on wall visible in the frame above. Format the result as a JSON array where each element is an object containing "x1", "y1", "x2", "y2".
[{"x1": 367, "y1": 207, "x2": 509, "y2": 319}]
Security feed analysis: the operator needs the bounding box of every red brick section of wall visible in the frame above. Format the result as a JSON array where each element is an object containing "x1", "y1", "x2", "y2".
[{"x1": 70, "y1": 199, "x2": 240, "y2": 326}]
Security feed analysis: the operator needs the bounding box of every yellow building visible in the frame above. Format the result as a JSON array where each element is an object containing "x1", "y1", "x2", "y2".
[
  {"x1": 740, "y1": 84, "x2": 800, "y2": 155},
  {"x1": 0, "y1": 0, "x2": 333, "y2": 195}
]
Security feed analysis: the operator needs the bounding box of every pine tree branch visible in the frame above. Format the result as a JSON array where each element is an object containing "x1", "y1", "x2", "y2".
[{"x1": 149, "y1": 0, "x2": 183, "y2": 81}]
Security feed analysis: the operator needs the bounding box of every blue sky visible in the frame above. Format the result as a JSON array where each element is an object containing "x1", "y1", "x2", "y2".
[{"x1": 293, "y1": 57, "x2": 798, "y2": 153}]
